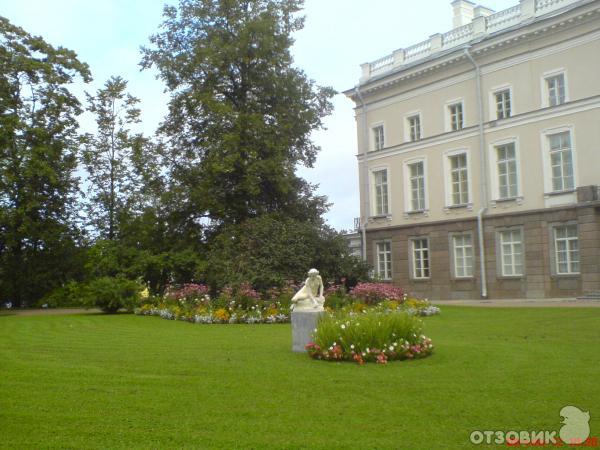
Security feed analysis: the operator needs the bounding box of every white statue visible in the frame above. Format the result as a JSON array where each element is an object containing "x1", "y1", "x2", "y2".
[{"x1": 291, "y1": 268, "x2": 325, "y2": 311}]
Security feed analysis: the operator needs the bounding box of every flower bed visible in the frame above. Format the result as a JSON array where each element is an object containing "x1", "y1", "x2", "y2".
[
  {"x1": 134, "y1": 282, "x2": 440, "y2": 325},
  {"x1": 306, "y1": 309, "x2": 434, "y2": 365}
]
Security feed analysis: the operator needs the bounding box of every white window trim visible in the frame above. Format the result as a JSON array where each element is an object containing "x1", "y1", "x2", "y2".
[
  {"x1": 550, "y1": 223, "x2": 580, "y2": 276},
  {"x1": 445, "y1": 98, "x2": 465, "y2": 132},
  {"x1": 540, "y1": 68, "x2": 569, "y2": 108},
  {"x1": 442, "y1": 148, "x2": 473, "y2": 209},
  {"x1": 374, "y1": 240, "x2": 393, "y2": 280},
  {"x1": 488, "y1": 137, "x2": 523, "y2": 204},
  {"x1": 409, "y1": 237, "x2": 430, "y2": 280},
  {"x1": 402, "y1": 156, "x2": 428, "y2": 214},
  {"x1": 496, "y1": 227, "x2": 525, "y2": 278},
  {"x1": 449, "y1": 232, "x2": 475, "y2": 279},
  {"x1": 489, "y1": 84, "x2": 514, "y2": 121},
  {"x1": 370, "y1": 164, "x2": 391, "y2": 217},
  {"x1": 370, "y1": 121, "x2": 385, "y2": 152},
  {"x1": 539, "y1": 125, "x2": 578, "y2": 196},
  {"x1": 404, "y1": 110, "x2": 422, "y2": 143}
]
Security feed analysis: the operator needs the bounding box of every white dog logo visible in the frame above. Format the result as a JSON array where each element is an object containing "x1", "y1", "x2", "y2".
[{"x1": 559, "y1": 405, "x2": 590, "y2": 445}]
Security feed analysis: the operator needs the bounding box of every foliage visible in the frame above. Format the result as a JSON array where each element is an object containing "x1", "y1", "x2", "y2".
[
  {"x1": 350, "y1": 282, "x2": 404, "y2": 305},
  {"x1": 81, "y1": 76, "x2": 148, "y2": 240},
  {"x1": 307, "y1": 309, "x2": 433, "y2": 364},
  {"x1": 206, "y1": 214, "x2": 369, "y2": 291},
  {"x1": 141, "y1": 0, "x2": 335, "y2": 226},
  {"x1": 38, "y1": 281, "x2": 87, "y2": 308},
  {"x1": 84, "y1": 276, "x2": 141, "y2": 313},
  {"x1": 0, "y1": 16, "x2": 91, "y2": 306}
]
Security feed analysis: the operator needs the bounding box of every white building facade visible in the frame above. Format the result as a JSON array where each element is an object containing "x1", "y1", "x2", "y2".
[{"x1": 345, "y1": 0, "x2": 600, "y2": 299}]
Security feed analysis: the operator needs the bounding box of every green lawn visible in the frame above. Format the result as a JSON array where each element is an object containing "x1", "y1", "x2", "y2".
[{"x1": 1, "y1": 307, "x2": 599, "y2": 449}]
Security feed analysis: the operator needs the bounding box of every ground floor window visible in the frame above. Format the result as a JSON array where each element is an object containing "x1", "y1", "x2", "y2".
[
  {"x1": 499, "y1": 229, "x2": 523, "y2": 276},
  {"x1": 376, "y1": 241, "x2": 392, "y2": 280},
  {"x1": 411, "y1": 238, "x2": 430, "y2": 279},
  {"x1": 452, "y1": 234, "x2": 473, "y2": 278},
  {"x1": 554, "y1": 225, "x2": 579, "y2": 274}
]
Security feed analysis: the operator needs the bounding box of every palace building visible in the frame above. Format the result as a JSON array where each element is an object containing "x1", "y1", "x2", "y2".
[{"x1": 345, "y1": 0, "x2": 600, "y2": 299}]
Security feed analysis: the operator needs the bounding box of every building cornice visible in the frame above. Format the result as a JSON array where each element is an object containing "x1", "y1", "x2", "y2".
[{"x1": 344, "y1": 0, "x2": 600, "y2": 101}]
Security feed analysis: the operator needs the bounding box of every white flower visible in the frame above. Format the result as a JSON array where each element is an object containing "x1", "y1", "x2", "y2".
[
  {"x1": 329, "y1": 346, "x2": 333, "y2": 350},
  {"x1": 333, "y1": 342, "x2": 337, "y2": 346},
  {"x1": 350, "y1": 344, "x2": 355, "y2": 349},
  {"x1": 314, "y1": 328, "x2": 318, "y2": 332},
  {"x1": 366, "y1": 347, "x2": 370, "y2": 353},
  {"x1": 341, "y1": 324, "x2": 346, "y2": 329},
  {"x1": 389, "y1": 346, "x2": 394, "y2": 351}
]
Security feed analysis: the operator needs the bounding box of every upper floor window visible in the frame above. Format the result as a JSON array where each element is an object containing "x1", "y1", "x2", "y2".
[
  {"x1": 411, "y1": 238, "x2": 430, "y2": 279},
  {"x1": 376, "y1": 241, "x2": 392, "y2": 280},
  {"x1": 495, "y1": 89, "x2": 511, "y2": 119},
  {"x1": 408, "y1": 161, "x2": 426, "y2": 211},
  {"x1": 407, "y1": 114, "x2": 421, "y2": 142},
  {"x1": 554, "y1": 225, "x2": 579, "y2": 275},
  {"x1": 372, "y1": 125, "x2": 384, "y2": 151},
  {"x1": 496, "y1": 143, "x2": 518, "y2": 199},
  {"x1": 548, "y1": 131, "x2": 574, "y2": 192},
  {"x1": 546, "y1": 73, "x2": 566, "y2": 107},
  {"x1": 373, "y1": 169, "x2": 389, "y2": 215},
  {"x1": 448, "y1": 102, "x2": 464, "y2": 131},
  {"x1": 449, "y1": 153, "x2": 469, "y2": 205}
]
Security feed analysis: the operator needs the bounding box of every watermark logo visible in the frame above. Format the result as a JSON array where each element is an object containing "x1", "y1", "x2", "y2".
[
  {"x1": 560, "y1": 406, "x2": 591, "y2": 445},
  {"x1": 470, "y1": 405, "x2": 597, "y2": 447}
]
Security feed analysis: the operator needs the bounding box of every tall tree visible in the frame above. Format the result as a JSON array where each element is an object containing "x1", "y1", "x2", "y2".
[
  {"x1": 82, "y1": 76, "x2": 145, "y2": 240},
  {"x1": 141, "y1": 0, "x2": 334, "y2": 227},
  {"x1": 0, "y1": 16, "x2": 91, "y2": 306}
]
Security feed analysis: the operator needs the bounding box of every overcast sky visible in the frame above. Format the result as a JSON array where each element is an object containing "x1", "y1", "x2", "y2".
[{"x1": 2, "y1": 0, "x2": 511, "y2": 230}]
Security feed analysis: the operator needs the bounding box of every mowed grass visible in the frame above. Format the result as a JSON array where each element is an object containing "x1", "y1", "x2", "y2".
[{"x1": 1, "y1": 307, "x2": 599, "y2": 449}]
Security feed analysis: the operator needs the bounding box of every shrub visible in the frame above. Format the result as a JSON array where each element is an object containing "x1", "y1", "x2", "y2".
[
  {"x1": 350, "y1": 282, "x2": 404, "y2": 305},
  {"x1": 307, "y1": 309, "x2": 433, "y2": 364},
  {"x1": 85, "y1": 277, "x2": 141, "y2": 313},
  {"x1": 39, "y1": 281, "x2": 87, "y2": 308}
]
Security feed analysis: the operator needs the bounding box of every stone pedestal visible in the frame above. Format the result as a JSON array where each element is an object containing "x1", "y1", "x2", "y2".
[{"x1": 291, "y1": 310, "x2": 324, "y2": 352}]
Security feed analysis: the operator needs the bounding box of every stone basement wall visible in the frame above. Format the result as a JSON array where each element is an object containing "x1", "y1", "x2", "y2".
[{"x1": 366, "y1": 190, "x2": 600, "y2": 300}]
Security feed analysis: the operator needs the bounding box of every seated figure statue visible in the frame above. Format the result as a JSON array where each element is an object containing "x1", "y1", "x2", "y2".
[{"x1": 291, "y1": 268, "x2": 325, "y2": 311}]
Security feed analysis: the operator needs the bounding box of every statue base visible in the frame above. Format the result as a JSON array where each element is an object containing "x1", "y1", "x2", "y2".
[{"x1": 291, "y1": 309, "x2": 325, "y2": 352}]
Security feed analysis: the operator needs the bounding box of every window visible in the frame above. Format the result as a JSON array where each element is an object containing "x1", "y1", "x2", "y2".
[
  {"x1": 495, "y1": 89, "x2": 511, "y2": 119},
  {"x1": 554, "y1": 225, "x2": 579, "y2": 274},
  {"x1": 449, "y1": 153, "x2": 469, "y2": 205},
  {"x1": 449, "y1": 103, "x2": 464, "y2": 131},
  {"x1": 373, "y1": 125, "x2": 384, "y2": 151},
  {"x1": 548, "y1": 131, "x2": 574, "y2": 192},
  {"x1": 452, "y1": 234, "x2": 473, "y2": 278},
  {"x1": 546, "y1": 74, "x2": 565, "y2": 107},
  {"x1": 499, "y1": 229, "x2": 523, "y2": 276},
  {"x1": 407, "y1": 115, "x2": 421, "y2": 141},
  {"x1": 408, "y1": 161, "x2": 425, "y2": 211},
  {"x1": 411, "y1": 238, "x2": 430, "y2": 279},
  {"x1": 373, "y1": 169, "x2": 389, "y2": 215},
  {"x1": 496, "y1": 143, "x2": 518, "y2": 199},
  {"x1": 376, "y1": 241, "x2": 392, "y2": 280}
]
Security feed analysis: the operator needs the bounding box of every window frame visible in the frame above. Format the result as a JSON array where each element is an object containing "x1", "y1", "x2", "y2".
[
  {"x1": 550, "y1": 223, "x2": 580, "y2": 276},
  {"x1": 375, "y1": 240, "x2": 393, "y2": 280},
  {"x1": 540, "y1": 126, "x2": 577, "y2": 197},
  {"x1": 371, "y1": 123, "x2": 385, "y2": 151},
  {"x1": 370, "y1": 166, "x2": 391, "y2": 217},
  {"x1": 409, "y1": 237, "x2": 430, "y2": 280},
  {"x1": 404, "y1": 111, "x2": 422, "y2": 142},
  {"x1": 489, "y1": 84, "x2": 513, "y2": 121},
  {"x1": 443, "y1": 148, "x2": 472, "y2": 208},
  {"x1": 541, "y1": 69, "x2": 569, "y2": 108},
  {"x1": 496, "y1": 227, "x2": 525, "y2": 278},
  {"x1": 445, "y1": 99, "x2": 465, "y2": 132},
  {"x1": 488, "y1": 137, "x2": 522, "y2": 203},
  {"x1": 402, "y1": 157, "x2": 428, "y2": 214},
  {"x1": 449, "y1": 232, "x2": 475, "y2": 279}
]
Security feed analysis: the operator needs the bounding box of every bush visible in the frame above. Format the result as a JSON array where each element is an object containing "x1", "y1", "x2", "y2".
[
  {"x1": 307, "y1": 309, "x2": 433, "y2": 364},
  {"x1": 38, "y1": 281, "x2": 87, "y2": 308},
  {"x1": 85, "y1": 277, "x2": 141, "y2": 313},
  {"x1": 350, "y1": 282, "x2": 404, "y2": 305}
]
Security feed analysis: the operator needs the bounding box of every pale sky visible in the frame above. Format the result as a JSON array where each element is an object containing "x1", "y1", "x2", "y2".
[{"x1": 1, "y1": 0, "x2": 511, "y2": 230}]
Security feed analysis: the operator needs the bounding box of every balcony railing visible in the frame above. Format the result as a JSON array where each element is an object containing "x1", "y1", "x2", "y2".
[{"x1": 361, "y1": 0, "x2": 582, "y2": 82}]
